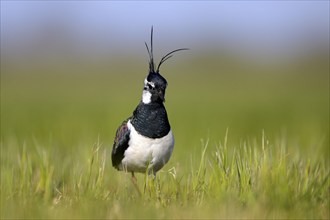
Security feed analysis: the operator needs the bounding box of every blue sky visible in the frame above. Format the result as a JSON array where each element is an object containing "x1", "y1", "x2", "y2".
[{"x1": 1, "y1": 1, "x2": 329, "y2": 59}]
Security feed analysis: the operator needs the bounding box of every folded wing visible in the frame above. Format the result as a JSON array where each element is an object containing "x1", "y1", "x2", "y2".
[{"x1": 111, "y1": 119, "x2": 131, "y2": 168}]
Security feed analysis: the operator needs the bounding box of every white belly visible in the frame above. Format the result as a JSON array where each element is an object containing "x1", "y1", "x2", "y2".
[{"x1": 119, "y1": 120, "x2": 174, "y2": 174}]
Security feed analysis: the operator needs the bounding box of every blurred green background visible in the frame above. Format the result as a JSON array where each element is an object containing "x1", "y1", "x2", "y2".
[
  {"x1": 0, "y1": 1, "x2": 329, "y2": 218},
  {"x1": 1, "y1": 51, "x2": 329, "y2": 160}
]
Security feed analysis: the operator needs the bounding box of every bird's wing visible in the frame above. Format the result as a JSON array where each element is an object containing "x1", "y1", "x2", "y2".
[{"x1": 111, "y1": 119, "x2": 131, "y2": 168}]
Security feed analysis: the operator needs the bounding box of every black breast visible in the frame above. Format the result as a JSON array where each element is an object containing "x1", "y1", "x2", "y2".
[{"x1": 130, "y1": 102, "x2": 171, "y2": 138}]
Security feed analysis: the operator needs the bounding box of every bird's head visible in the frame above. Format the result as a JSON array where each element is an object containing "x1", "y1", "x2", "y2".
[
  {"x1": 143, "y1": 72, "x2": 168, "y2": 104},
  {"x1": 142, "y1": 27, "x2": 188, "y2": 104}
]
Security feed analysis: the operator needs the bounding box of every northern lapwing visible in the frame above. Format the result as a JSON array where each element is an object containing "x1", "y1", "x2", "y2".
[{"x1": 111, "y1": 28, "x2": 188, "y2": 188}]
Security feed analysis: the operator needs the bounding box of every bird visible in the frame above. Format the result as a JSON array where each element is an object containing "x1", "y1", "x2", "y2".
[{"x1": 111, "y1": 27, "x2": 188, "y2": 190}]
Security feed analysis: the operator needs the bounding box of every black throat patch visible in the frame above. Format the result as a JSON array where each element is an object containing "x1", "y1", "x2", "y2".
[{"x1": 130, "y1": 102, "x2": 171, "y2": 138}]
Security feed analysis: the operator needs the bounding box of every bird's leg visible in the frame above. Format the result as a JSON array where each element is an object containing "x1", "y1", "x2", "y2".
[
  {"x1": 144, "y1": 170, "x2": 157, "y2": 198},
  {"x1": 143, "y1": 162, "x2": 154, "y2": 194},
  {"x1": 131, "y1": 172, "x2": 142, "y2": 197}
]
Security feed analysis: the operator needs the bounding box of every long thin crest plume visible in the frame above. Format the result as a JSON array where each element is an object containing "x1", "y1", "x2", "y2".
[
  {"x1": 145, "y1": 27, "x2": 189, "y2": 74},
  {"x1": 145, "y1": 27, "x2": 155, "y2": 73},
  {"x1": 156, "y1": 48, "x2": 189, "y2": 73}
]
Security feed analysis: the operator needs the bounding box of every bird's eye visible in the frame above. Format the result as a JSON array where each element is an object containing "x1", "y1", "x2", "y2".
[{"x1": 148, "y1": 84, "x2": 153, "y2": 90}]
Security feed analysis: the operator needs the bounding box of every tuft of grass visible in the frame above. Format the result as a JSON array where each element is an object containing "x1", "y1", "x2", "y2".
[{"x1": 2, "y1": 131, "x2": 328, "y2": 219}]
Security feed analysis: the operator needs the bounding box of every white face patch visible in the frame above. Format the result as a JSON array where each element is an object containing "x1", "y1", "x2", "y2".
[
  {"x1": 144, "y1": 78, "x2": 155, "y2": 88},
  {"x1": 142, "y1": 90, "x2": 152, "y2": 104}
]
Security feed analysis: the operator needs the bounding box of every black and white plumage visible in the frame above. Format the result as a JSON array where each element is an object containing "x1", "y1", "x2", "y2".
[{"x1": 111, "y1": 28, "x2": 188, "y2": 176}]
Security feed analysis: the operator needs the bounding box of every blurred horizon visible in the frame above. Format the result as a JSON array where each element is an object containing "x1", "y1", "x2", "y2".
[
  {"x1": 1, "y1": 1, "x2": 329, "y2": 149},
  {"x1": 1, "y1": 1, "x2": 329, "y2": 65}
]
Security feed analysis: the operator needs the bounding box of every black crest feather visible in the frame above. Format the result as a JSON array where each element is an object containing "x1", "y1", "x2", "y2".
[{"x1": 145, "y1": 26, "x2": 189, "y2": 74}]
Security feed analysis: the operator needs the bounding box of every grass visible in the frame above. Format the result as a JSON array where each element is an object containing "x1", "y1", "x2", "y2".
[
  {"x1": 1, "y1": 131, "x2": 328, "y2": 219},
  {"x1": 1, "y1": 54, "x2": 329, "y2": 219}
]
